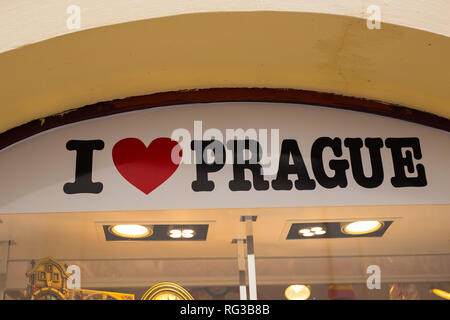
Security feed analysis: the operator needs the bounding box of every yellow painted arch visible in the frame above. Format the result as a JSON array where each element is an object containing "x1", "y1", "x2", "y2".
[{"x1": 0, "y1": 11, "x2": 449, "y2": 134}]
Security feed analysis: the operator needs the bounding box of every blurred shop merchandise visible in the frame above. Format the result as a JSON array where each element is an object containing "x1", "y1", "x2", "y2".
[
  {"x1": 389, "y1": 284, "x2": 420, "y2": 300},
  {"x1": 24, "y1": 257, "x2": 193, "y2": 300},
  {"x1": 327, "y1": 284, "x2": 355, "y2": 300}
]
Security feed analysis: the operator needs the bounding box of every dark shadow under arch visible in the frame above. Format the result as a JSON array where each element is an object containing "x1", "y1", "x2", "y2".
[{"x1": 0, "y1": 88, "x2": 448, "y2": 151}]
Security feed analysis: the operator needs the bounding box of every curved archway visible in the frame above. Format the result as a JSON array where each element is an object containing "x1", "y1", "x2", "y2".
[{"x1": 0, "y1": 11, "x2": 449, "y2": 136}]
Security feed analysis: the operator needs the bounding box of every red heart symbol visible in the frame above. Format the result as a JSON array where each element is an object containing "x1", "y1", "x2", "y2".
[{"x1": 112, "y1": 137, "x2": 182, "y2": 194}]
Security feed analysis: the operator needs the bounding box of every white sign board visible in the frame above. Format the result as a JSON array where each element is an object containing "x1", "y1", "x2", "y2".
[{"x1": 0, "y1": 102, "x2": 449, "y2": 214}]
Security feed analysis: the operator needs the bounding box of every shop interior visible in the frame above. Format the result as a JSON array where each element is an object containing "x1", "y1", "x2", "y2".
[{"x1": 1, "y1": 204, "x2": 449, "y2": 300}]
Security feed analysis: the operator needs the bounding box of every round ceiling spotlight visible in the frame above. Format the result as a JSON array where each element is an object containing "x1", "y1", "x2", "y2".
[
  {"x1": 110, "y1": 224, "x2": 152, "y2": 238},
  {"x1": 285, "y1": 285, "x2": 311, "y2": 300},
  {"x1": 342, "y1": 220, "x2": 383, "y2": 235},
  {"x1": 169, "y1": 228, "x2": 196, "y2": 239},
  {"x1": 298, "y1": 226, "x2": 326, "y2": 237}
]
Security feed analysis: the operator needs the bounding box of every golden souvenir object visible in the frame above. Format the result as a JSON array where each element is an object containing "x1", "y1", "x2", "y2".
[
  {"x1": 31, "y1": 287, "x2": 68, "y2": 300},
  {"x1": 26, "y1": 257, "x2": 71, "y2": 300},
  {"x1": 25, "y1": 256, "x2": 192, "y2": 300},
  {"x1": 141, "y1": 282, "x2": 195, "y2": 300},
  {"x1": 25, "y1": 257, "x2": 134, "y2": 300},
  {"x1": 71, "y1": 289, "x2": 134, "y2": 300}
]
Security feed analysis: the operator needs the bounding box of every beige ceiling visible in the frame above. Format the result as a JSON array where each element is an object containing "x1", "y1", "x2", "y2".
[{"x1": 2, "y1": 205, "x2": 449, "y2": 260}]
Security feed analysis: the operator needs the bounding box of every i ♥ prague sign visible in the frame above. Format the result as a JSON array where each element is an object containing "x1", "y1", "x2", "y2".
[{"x1": 0, "y1": 102, "x2": 449, "y2": 214}]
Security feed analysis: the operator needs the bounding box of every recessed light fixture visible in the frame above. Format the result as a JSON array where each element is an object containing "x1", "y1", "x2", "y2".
[
  {"x1": 342, "y1": 220, "x2": 383, "y2": 235},
  {"x1": 110, "y1": 224, "x2": 152, "y2": 238},
  {"x1": 299, "y1": 226, "x2": 327, "y2": 237},
  {"x1": 103, "y1": 224, "x2": 208, "y2": 241},
  {"x1": 431, "y1": 288, "x2": 450, "y2": 300},
  {"x1": 285, "y1": 285, "x2": 311, "y2": 300},
  {"x1": 287, "y1": 221, "x2": 392, "y2": 240}
]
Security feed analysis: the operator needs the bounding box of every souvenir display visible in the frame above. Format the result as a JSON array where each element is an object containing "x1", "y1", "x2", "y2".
[{"x1": 24, "y1": 257, "x2": 193, "y2": 300}]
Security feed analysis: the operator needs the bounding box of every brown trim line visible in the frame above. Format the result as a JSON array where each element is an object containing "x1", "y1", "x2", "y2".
[{"x1": 0, "y1": 88, "x2": 448, "y2": 150}]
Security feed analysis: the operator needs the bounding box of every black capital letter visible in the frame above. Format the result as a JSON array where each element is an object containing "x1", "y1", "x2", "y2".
[
  {"x1": 227, "y1": 140, "x2": 269, "y2": 191},
  {"x1": 344, "y1": 138, "x2": 384, "y2": 188},
  {"x1": 385, "y1": 138, "x2": 427, "y2": 187},
  {"x1": 191, "y1": 140, "x2": 226, "y2": 191},
  {"x1": 271, "y1": 140, "x2": 315, "y2": 190},
  {"x1": 64, "y1": 140, "x2": 104, "y2": 194},
  {"x1": 311, "y1": 137, "x2": 349, "y2": 188}
]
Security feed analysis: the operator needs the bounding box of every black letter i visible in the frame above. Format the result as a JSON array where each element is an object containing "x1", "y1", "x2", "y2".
[{"x1": 63, "y1": 140, "x2": 104, "y2": 194}]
